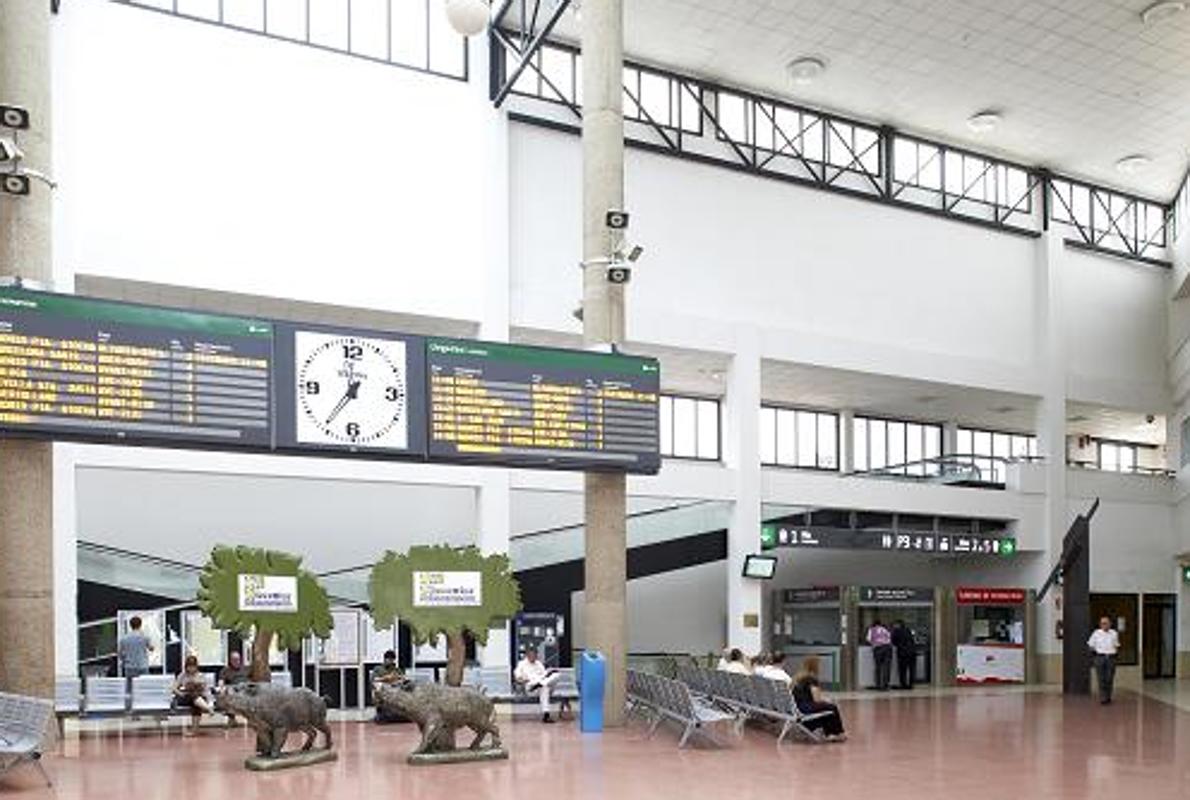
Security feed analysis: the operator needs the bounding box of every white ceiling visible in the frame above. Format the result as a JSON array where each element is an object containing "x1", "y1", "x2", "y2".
[
  {"x1": 560, "y1": 0, "x2": 1190, "y2": 197},
  {"x1": 1066, "y1": 401, "x2": 1165, "y2": 444}
]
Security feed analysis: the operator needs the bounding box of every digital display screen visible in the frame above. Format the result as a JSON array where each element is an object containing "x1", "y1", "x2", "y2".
[
  {"x1": 0, "y1": 288, "x2": 272, "y2": 447},
  {"x1": 425, "y1": 338, "x2": 660, "y2": 473},
  {"x1": 273, "y1": 323, "x2": 427, "y2": 458},
  {"x1": 742, "y1": 554, "x2": 778, "y2": 579}
]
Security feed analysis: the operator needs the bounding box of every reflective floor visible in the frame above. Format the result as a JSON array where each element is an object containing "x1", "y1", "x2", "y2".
[{"x1": 5, "y1": 688, "x2": 1190, "y2": 799}]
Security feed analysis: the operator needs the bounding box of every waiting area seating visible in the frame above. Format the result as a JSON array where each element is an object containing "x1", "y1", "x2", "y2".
[
  {"x1": 674, "y1": 665, "x2": 833, "y2": 745},
  {"x1": 0, "y1": 691, "x2": 54, "y2": 787},
  {"x1": 624, "y1": 669, "x2": 735, "y2": 748},
  {"x1": 477, "y1": 666, "x2": 578, "y2": 716}
]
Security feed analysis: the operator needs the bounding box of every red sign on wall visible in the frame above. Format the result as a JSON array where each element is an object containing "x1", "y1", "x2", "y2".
[{"x1": 956, "y1": 587, "x2": 1026, "y2": 605}]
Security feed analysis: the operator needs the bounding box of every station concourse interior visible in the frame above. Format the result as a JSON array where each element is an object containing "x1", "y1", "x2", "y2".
[{"x1": 3, "y1": 0, "x2": 1190, "y2": 798}]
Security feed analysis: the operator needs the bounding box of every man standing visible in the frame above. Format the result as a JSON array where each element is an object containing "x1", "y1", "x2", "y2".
[
  {"x1": 890, "y1": 620, "x2": 916, "y2": 690},
  {"x1": 867, "y1": 619, "x2": 893, "y2": 691},
  {"x1": 514, "y1": 646, "x2": 560, "y2": 723},
  {"x1": 1088, "y1": 616, "x2": 1120, "y2": 704},
  {"x1": 117, "y1": 616, "x2": 154, "y2": 679}
]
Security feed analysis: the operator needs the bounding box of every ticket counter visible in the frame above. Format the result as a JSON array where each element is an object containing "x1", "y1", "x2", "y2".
[
  {"x1": 854, "y1": 587, "x2": 934, "y2": 689},
  {"x1": 955, "y1": 587, "x2": 1028, "y2": 684},
  {"x1": 771, "y1": 587, "x2": 843, "y2": 687}
]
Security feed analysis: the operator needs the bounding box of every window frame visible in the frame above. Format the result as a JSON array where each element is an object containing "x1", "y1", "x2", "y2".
[
  {"x1": 658, "y1": 393, "x2": 722, "y2": 462},
  {"x1": 759, "y1": 404, "x2": 840, "y2": 472}
]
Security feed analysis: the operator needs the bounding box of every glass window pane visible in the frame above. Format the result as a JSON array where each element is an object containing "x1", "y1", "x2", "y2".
[
  {"x1": 760, "y1": 407, "x2": 776, "y2": 465},
  {"x1": 796, "y1": 411, "x2": 817, "y2": 467},
  {"x1": 673, "y1": 397, "x2": 697, "y2": 458},
  {"x1": 817, "y1": 414, "x2": 837, "y2": 469},
  {"x1": 906, "y1": 423, "x2": 923, "y2": 475},
  {"x1": 391, "y1": 0, "x2": 428, "y2": 68},
  {"x1": 427, "y1": 0, "x2": 465, "y2": 76},
  {"x1": 679, "y1": 82, "x2": 701, "y2": 133},
  {"x1": 177, "y1": 0, "x2": 221, "y2": 20},
  {"x1": 1122, "y1": 446, "x2": 1136, "y2": 472},
  {"x1": 696, "y1": 400, "x2": 719, "y2": 460},
  {"x1": 972, "y1": 430, "x2": 992, "y2": 457},
  {"x1": 776, "y1": 409, "x2": 797, "y2": 466},
  {"x1": 1100, "y1": 443, "x2": 1118, "y2": 471},
  {"x1": 1011, "y1": 435, "x2": 1029, "y2": 458},
  {"x1": 350, "y1": 0, "x2": 389, "y2": 58},
  {"x1": 956, "y1": 428, "x2": 972, "y2": 457},
  {"x1": 640, "y1": 71, "x2": 671, "y2": 126},
  {"x1": 540, "y1": 44, "x2": 574, "y2": 102},
  {"x1": 802, "y1": 115, "x2": 824, "y2": 162},
  {"x1": 887, "y1": 422, "x2": 906, "y2": 470},
  {"x1": 894, "y1": 138, "x2": 916, "y2": 183},
  {"x1": 266, "y1": 0, "x2": 307, "y2": 39},
  {"x1": 223, "y1": 0, "x2": 265, "y2": 29},
  {"x1": 718, "y1": 92, "x2": 747, "y2": 143},
  {"x1": 308, "y1": 0, "x2": 348, "y2": 49},
  {"x1": 923, "y1": 425, "x2": 941, "y2": 475},
  {"x1": 853, "y1": 419, "x2": 868, "y2": 471},
  {"x1": 659, "y1": 396, "x2": 673, "y2": 456},
  {"x1": 870, "y1": 419, "x2": 887, "y2": 469}
]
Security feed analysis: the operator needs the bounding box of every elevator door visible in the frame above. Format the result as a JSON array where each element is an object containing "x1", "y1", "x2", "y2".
[{"x1": 1143, "y1": 594, "x2": 1176, "y2": 679}]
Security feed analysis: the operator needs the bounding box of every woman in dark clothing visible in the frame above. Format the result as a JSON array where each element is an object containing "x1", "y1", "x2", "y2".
[{"x1": 791, "y1": 656, "x2": 846, "y2": 742}]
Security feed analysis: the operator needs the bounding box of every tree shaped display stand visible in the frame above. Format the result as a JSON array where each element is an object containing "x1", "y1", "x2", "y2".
[
  {"x1": 197, "y1": 545, "x2": 337, "y2": 770},
  {"x1": 369, "y1": 545, "x2": 521, "y2": 763}
]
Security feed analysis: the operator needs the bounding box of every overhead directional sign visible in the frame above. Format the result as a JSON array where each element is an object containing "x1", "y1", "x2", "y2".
[{"x1": 762, "y1": 523, "x2": 1015, "y2": 557}]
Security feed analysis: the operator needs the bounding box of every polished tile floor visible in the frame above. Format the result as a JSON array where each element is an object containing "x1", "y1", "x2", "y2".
[{"x1": 5, "y1": 688, "x2": 1190, "y2": 799}]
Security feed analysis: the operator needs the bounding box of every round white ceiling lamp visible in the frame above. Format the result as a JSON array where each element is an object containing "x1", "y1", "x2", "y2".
[
  {"x1": 445, "y1": 0, "x2": 490, "y2": 36},
  {"x1": 1140, "y1": 1, "x2": 1186, "y2": 25},
  {"x1": 786, "y1": 57, "x2": 826, "y2": 86},
  {"x1": 1115, "y1": 154, "x2": 1152, "y2": 174},
  {"x1": 966, "y1": 110, "x2": 1001, "y2": 134}
]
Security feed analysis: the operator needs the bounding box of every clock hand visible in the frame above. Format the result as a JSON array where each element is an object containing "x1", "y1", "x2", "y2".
[{"x1": 325, "y1": 392, "x2": 352, "y2": 425}]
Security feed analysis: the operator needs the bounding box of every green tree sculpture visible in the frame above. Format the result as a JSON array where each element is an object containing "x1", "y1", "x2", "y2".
[
  {"x1": 369, "y1": 545, "x2": 522, "y2": 686},
  {"x1": 197, "y1": 545, "x2": 333, "y2": 682}
]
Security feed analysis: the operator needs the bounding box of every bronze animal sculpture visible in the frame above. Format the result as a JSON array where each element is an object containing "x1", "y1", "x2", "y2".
[
  {"x1": 374, "y1": 679, "x2": 502, "y2": 755},
  {"x1": 214, "y1": 683, "x2": 332, "y2": 758}
]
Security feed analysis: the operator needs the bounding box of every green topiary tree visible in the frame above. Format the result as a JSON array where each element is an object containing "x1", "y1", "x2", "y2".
[
  {"x1": 369, "y1": 545, "x2": 522, "y2": 686},
  {"x1": 197, "y1": 545, "x2": 333, "y2": 682}
]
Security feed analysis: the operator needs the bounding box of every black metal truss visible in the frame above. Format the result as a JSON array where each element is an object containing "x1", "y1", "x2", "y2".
[
  {"x1": 494, "y1": 38, "x2": 1176, "y2": 268},
  {"x1": 489, "y1": 0, "x2": 572, "y2": 108}
]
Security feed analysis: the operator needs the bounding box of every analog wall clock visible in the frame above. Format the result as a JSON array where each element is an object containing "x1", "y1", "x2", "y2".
[{"x1": 294, "y1": 331, "x2": 408, "y2": 449}]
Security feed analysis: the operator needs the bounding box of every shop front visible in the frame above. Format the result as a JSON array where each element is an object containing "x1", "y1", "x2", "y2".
[
  {"x1": 955, "y1": 587, "x2": 1029, "y2": 684},
  {"x1": 771, "y1": 587, "x2": 844, "y2": 687}
]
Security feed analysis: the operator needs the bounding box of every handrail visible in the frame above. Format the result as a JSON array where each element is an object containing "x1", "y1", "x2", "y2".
[{"x1": 1066, "y1": 459, "x2": 1175, "y2": 478}]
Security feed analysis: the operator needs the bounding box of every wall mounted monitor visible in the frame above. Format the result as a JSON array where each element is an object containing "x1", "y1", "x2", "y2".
[
  {"x1": 425, "y1": 337, "x2": 661, "y2": 473},
  {"x1": 273, "y1": 323, "x2": 427, "y2": 458},
  {"x1": 742, "y1": 554, "x2": 778, "y2": 580},
  {"x1": 0, "y1": 287, "x2": 272, "y2": 448}
]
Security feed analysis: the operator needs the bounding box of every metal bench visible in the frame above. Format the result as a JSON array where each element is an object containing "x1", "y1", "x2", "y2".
[
  {"x1": 625, "y1": 669, "x2": 734, "y2": 748},
  {"x1": 0, "y1": 691, "x2": 54, "y2": 787},
  {"x1": 676, "y1": 667, "x2": 833, "y2": 745}
]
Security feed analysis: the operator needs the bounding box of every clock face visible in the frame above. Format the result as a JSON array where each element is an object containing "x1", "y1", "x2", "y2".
[{"x1": 294, "y1": 331, "x2": 408, "y2": 449}]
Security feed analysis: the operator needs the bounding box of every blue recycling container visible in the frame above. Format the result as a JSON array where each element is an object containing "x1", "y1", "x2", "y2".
[{"x1": 579, "y1": 650, "x2": 605, "y2": 733}]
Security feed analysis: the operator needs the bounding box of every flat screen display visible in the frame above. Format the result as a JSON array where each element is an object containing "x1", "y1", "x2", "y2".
[
  {"x1": 425, "y1": 337, "x2": 661, "y2": 473},
  {"x1": 742, "y1": 554, "x2": 778, "y2": 579},
  {"x1": 0, "y1": 288, "x2": 272, "y2": 447}
]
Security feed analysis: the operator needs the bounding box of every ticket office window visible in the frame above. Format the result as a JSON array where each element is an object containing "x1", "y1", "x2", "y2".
[
  {"x1": 1090, "y1": 593, "x2": 1139, "y2": 666},
  {"x1": 958, "y1": 605, "x2": 1024, "y2": 645}
]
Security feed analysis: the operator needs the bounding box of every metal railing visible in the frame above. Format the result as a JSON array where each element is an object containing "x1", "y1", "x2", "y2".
[{"x1": 1066, "y1": 459, "x2": 1175, "y2": 478}]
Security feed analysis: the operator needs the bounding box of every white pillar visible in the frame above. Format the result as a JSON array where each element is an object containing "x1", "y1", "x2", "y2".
[
  {"x1": 477, "y1": 473, "x2": 512, "y2": 670},
  {"x1": 839, "y1": 409, "x2": 855, "y2": 473},
  {"x1": 724, "y1": 328, "x2": 762, "y2": 654},
  {"x1": 1034, "y1": 229, "x2": 1068, "y2": 674}
]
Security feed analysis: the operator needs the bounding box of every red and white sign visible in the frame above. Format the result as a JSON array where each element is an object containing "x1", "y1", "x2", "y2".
[
  {"x1": 956, "y1": 587, "x2": 1026, "y2": 605},
  {"x1": 956, "y1": 643, "x2": 1025, "y2": 684}
]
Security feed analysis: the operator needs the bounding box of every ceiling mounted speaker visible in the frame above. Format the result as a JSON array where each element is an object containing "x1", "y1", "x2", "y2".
[{"x1": 445, "y1": 0, "x2": 490, "y2": 36}]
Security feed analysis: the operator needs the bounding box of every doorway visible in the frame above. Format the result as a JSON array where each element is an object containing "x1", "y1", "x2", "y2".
[{"x1": 1142, "y1": 594, "x2": 1176, "y2": 679}]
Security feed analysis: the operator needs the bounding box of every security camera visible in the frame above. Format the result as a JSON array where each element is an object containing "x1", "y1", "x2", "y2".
[
  {"x1": 0, "y1": 137, "x2": 24, "y2": 163},
  {"x1": 626, "y1": 244, "x2": 644, "y2": 262},
  {"x1": 0, "y1": 173, "x2": 30, "y2": 196},
  {"x1": 1146, "y1": 414, "x2": 1156, "y2": 424},
  {"x1": 0, "y1": 104, "x2": 30, "y2": 131},
  {"x1": 605, "y1": 210, "x2": 630, "y2": 230},
  {"x1": 607, "y1": 265, "x2": 631, "y2": 284}
]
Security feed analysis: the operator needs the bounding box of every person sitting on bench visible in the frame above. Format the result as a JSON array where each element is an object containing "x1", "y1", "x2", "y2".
[
  {"x1": 514, "y1": 647, "x2": 560, "y2": 724},
  {"x1": 217, "y1": 651, "x2": 249, "y2": 727},
  {"x1": 791, "y1": 656, "x2": 846, "y2": 743},
  {"x1": 371, "y1": 650, "x2": 405, "y2": 724},
  {"x1": 174, "y1": 655, "x2": 213, "y2": 736}
]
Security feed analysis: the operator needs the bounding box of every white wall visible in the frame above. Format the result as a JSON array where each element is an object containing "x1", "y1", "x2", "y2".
[
  {"x1": 571, "y1": 560, "x2": 727, "y2": 656},
  {"x1": 52, "y1": 1, "x2": 501, "y2": 322},
  {"x1": 1061, "y1": 249, "x2": 1169, "y2": 410}
]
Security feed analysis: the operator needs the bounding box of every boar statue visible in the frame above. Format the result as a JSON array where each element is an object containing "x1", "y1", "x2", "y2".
[
  {"x1": 215, "y1": 682, "x2": 333, "y2": 759},
  {"x1": 374, "y1": 679, "x2": 503, "y2": 758}
]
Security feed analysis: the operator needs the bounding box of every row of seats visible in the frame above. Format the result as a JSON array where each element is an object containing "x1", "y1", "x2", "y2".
[
  {"x1": 625, "y1": 669, "x2": 735, "y2": 747},
  {"x1": 674, "y1": 665, "x2": 832, "y2": 745},
  {"x1": 0, "y1": 691, "x2": 55, "y2": 787}
]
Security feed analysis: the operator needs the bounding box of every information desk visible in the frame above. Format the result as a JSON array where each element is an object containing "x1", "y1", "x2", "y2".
[
  {"x1": 955, "y1": 587, "x2": 1027, "y2": 684},
  {"x1": 426, "y1": 338, "x2": 660, "y2": 473},
  {"x1": 0, "y1": 288, "x2": 272, "y2": 447}
]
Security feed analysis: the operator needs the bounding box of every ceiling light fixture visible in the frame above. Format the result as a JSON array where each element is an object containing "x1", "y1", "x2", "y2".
[
  {"x1": 966, "y1": 111, "x2": 1001, "y2": 134},
  {"x1": 786, "y1": 57, "x2": 826, "y2": 86},
  {"x1": 1116, "y1": 154, "x2": 1152, "y2": 174},
  {"x1": 1141, "y1": 1, "x2": 1186, "y2": 25}
]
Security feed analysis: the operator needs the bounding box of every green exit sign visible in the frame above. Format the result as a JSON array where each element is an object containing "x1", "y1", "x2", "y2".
[
  {"x1": 1183, "y1": 565, "x2": 1190, "y2": 583},
  {"x1": 760, "y1": 524, "x2": 777, "y2": 551},
  {"x1": 999, "y1": 538, "x2": 1017, "y2": 556}
]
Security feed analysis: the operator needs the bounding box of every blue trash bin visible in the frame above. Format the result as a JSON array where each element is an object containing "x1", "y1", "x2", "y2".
[{"x1": 579, "y1": 651, "x2": 605, "y2": 733}]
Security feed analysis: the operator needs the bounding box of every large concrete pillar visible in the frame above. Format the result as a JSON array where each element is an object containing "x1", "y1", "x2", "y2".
[
  {"x1": 724, "y1": 329, "x2": 762, "y2": 654},
  {"x1": 0, "y1": 0, "x2": 55, "y2": 698},
  {"x1": 580, "y1": 0, "x2": 628, "y2": 725}
]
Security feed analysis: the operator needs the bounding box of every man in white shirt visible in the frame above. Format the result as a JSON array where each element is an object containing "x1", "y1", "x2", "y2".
[
  {"x1": 1087, "y1": 616, "x2": 1120, "y2": 704},
  {"x1": 514, "y1": 647, "x2": 560, "y2": 723},
  {"x1": 718, "y1": 648, "x2": 752, "y2": 675},
  {"x1": 756, "y1": 653, "x2": 792, "y2": 686}
]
